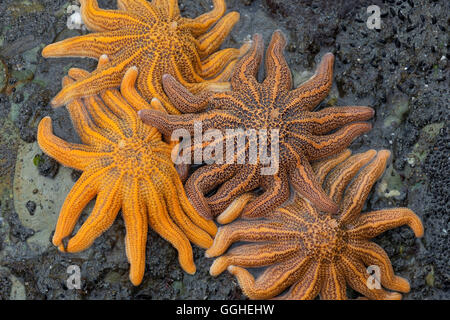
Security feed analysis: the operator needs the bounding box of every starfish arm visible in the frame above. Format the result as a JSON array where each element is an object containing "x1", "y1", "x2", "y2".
[
  {"x1": 184, "y1": 80, "x2": 231, "y2": 94},
  {"x1": 120, "y1": 67, "x2": 170, "y2": 120},
  {"x1": 199, "y1": 43, "x2": 250, "y2": 78},
  {"x1": 67, "y1": 68, "x2": 89, "y2": 80},
  {"x1": 338, "y1": 255, "x2": 402, "y2": 300},
  {"x1": 241, "y1": 171, "x2": 290, "y2": 219},
  {"x1": 136, "y1": 58, "x2": 183, "y2": 115},
  {"x1": 122, "y1": 176, "x2": 148, "y2": 286},
  {"x1": 101, "y1": 88, "x2": 139, "y2": 133},
  {"x1": 185, "y1": 164, "x2": 237, "y2": 219},
  {"x1": 210, "y1": 91, "x2": 254, "y2": 113},
  {"x1": 312, "y1": 149, "x2": 352, "y2": 184},
  {"x1": 285, "y1": 52, "x2": 334, "y2": 112},
  {"x1": 205, "y1": 220, "x2": 301, "y2": 257},
  {"x1": 216, "y1": 193, "x2": 255, "y2": 224},
  {"x1": 287, "y1": 106, "x2": 374, "y2": 135},
  {"x1": 207, "y1": 165, "x2": 260, "y2": 216},
  {"x1": 161, "y1": 74, "x2": 213, "y2": 113},
  {"x1": 63, "y1": 172, "x2": 123, "y2": 252},
  {"x1": 319, "y1": 263, "x2": 347, "y2": 300},
  {"x1": 231, "y1": 34, "x2": 263, "y2": 90},
  {"x1": 138, "y1": 109, "x2": 203, "y2": 136},
  {"x1": 348, "y1": 241, "x2": 411, "y2": 293},
  {"x1": 275, "y1": 201, "x2": 316, "y2": 226},
  {"x1": 209, "y1": 241, "x2": 301, "y2": 276},
  {"x1": 141, "y1": 109, "x2": 239, "y2": 135},
  {"x1": 68, "y1": 101, "x2": 114, "y2": 146},
  {"x1": 339, "y1": 150, "x2": 390, "y2": 224},
  {"x1": 174, "y1": 177, "x2": 218, "y2": 237},
  {"x1": 289, "y1": 122, "x2": 372, "y2": 161},
  {"x1": 324, "y1": 149, "x2": 377, "y2": 204},
  {"x1": 262, "y1": 30, "x2": 293, "y2": 97},
  {"x1": 37, "y1": 117, "x2": 104, "y2": 171},
  {"x1": 181, "y1": 0, "x2": 226, "y2": 36},
  {"x1": 197, "y1": 12, "x2": 240, "y2": 58},
  {"x1": 42, "y1": 31, "x2": 138, "y2": 59},
  {"x1": 51, "y1": 47, "x2": 145, "y2": 107},
  {"x1": 150, "y1": 96, "x2": 170, "y2": 114},
  {"x1": 152, "y1": 168, "x2": 214, "y2": 249},
  {"x1": 289, "y1": 155, "x2": 338, "y2": 213},
  {"x1": 227, "y1": 254, "x2": 310, "y2": 299},
  {"x1": 62, "y1": 78, "x2": 115, "y2": 147},
  {"x1": 151, "y1": 0, "x2": 180, "y2": 19},
  {"x1": 348, "y1": 208, "x2": 424, "y2": 239},
  {"x1": 87, "y1": 95, "x2": 129, "y2": 139},
  {"x1": 117, "y1": 0, "x2": 160, "y2": 18},
  {"x1": 65, "y1": 54, "x2": 109, "y2": 81},
  {"x1": 52, "y1": 168, "x2": 108, "y2": 249},
  {"x1": 145, "y1": 181, "x2": 196, "y2": 274},
  {"x1": 86, "y1": 94, "x2": 133, "y2": 141},
  {"x1": 274, "y1": 261, "x2": 322, "y2": 300},
  {"x1": 80, "y1": 0, "x2": 149, "y2": 32},
  {"x1": 167, "y1": 51, "x2": 205, "y2": 85},
  {"x1": 120, "y1": 66, "x2": 152, "y2": 112}
]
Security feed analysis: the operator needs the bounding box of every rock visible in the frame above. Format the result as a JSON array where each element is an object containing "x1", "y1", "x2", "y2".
[
  {"x1": 9, "y1": 274, "x2": 26, "y2": 300},
  {"x1": 13, "y1": 142, "x2": 74, "y2": 253}
]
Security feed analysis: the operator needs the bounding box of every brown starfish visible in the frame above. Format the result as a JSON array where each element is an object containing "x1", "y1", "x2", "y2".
[
  {"x1": 42, "y1": 0, "x2": 248, "y2": 114},
  {"x1": 139, "y1": 31, "x2": 374, "y2": 219},
  {"x1": 206, "y1": 149, "x2": 424, "y2": 300}
]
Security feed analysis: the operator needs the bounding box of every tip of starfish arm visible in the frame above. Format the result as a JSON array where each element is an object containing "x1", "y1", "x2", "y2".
[
  {"x1": 50, "y1": 93, "x2": 67, "y2": 108},
  {"x1": 129, "y1": 273, "x2": 144, "y2": 286},
  {"x1": 209, "y1": 257, "x2": 227, "y2": 276},
  {"x1": 41, "y1": 45, "x2": 50, "y2": 57},
  {"x1": 227, "y1": 265, "x2": 240, "y2": 276},
  {"x1": 378, "y1": 149, "x2": 391, "y2": 159},
  {"x1": 385, "y1": 292, "x2": 403, "y2": 300},
  {"x1": 162, "y1": 73, "x2": 170, "y2": 80}
]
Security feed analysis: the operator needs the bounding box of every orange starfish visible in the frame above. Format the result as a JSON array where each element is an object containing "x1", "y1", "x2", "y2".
[
  {"x1": 42, "y1": 0, "x2": 248, "y2": 114},
  {"x1": 206, "y1": 149, "x2": 424, "y2": 299},
  {"x1": 139, "y1": 31, "x2": 374, "y2": 218},
  {"x1": 37, "y1": 56, "x2": 217, "y2": 286}
]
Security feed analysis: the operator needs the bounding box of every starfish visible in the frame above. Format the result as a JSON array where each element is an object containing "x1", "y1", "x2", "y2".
[
  {"x1": 205, "y1": 149, "x2": 424, "y2": 300},
  {"x1": 37, "y1": 56, "x2": 217, "y2": 286},
  {"x1": 42, "y1": 0, "x2": 248, "y2": 114},
  {"x1": 139, "y1": 31, "x2": 374, "y2": 219}
]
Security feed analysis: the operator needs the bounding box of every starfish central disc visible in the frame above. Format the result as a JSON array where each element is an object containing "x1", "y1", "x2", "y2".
[
  {"x1": 114, "y1": 138, "x2": 159, "y2": 174},
  {"x1": 304, "y1": 216, "x2": 346, "y2": 262}
]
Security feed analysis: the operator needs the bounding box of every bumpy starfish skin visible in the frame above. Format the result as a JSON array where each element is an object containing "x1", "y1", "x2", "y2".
[
  {"x1": 42, "y1": 0, "x2": 247, "y2": 114},
  {"x1": 139, "y1": 31, "x2": 374, "y2": 218},
  {"x1": 206, "y1": 149, "x2": 424, "y2": 300},
  {"x1": 37, "y1": 57, "x2": 217, "y2": 286}
]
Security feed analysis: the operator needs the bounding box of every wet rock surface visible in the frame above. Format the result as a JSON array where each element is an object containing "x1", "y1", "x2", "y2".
[{"x1": 0, "y1": 0, "x2": 448, "y2": 299}]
